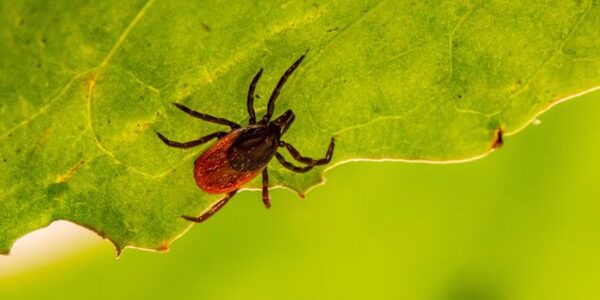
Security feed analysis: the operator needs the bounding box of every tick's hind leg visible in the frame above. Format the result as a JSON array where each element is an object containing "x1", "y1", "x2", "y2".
[
  {"x1": 279, "y1": 138, "x2": 335, "y2": 166},
  {"x1": 182, "y1": 190, "x2": 238, "y2": 223},
  {"x1": 173, "y1": 103, "x2": 241, "y2": 129},
  {"x1": 262, "y1": 168, "x2": 271, "y2": 208},
  {"x1": 156, "y1": 131, "x2": 226, "y2": 149}
]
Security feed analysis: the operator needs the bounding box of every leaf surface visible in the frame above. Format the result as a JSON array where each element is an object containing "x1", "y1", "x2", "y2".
[{"x1": 1, "y1": 0, "x2": 598, "y2": 253}]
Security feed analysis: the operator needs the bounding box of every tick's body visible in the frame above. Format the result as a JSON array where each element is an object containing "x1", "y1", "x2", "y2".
[
  {"x1": 157, "y1": 55, "x2": 335, "y2": 223},
  {"x1": 195, "y1": 125, "x2": 279, "y2": 194}
]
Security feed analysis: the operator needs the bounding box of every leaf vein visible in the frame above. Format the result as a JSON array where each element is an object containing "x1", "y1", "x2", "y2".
[
  {"x1": 98, "y1": 0, "x2": 155, "y2": 68},
  {"x1": 86, "y1": 0, "x2": 157, "y2": 177},
  {"x1": 0, "y1": 70, "x2": 92, "y2": 141}
]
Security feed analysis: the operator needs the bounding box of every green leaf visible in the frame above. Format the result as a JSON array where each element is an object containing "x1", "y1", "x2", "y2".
[{"x1": 1, "y1": 0, "x2": 598, "y2": 254}]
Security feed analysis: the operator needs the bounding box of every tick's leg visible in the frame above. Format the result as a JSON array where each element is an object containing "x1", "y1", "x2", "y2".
[
  {"x1": 247, "y1": 69, "x2": 263, "y2": 124},
  {"x1": 173, "y1": 103, "x2": 240, "y2": 129},
  {"x1": 260, "y1": 55, "x2": 306, "y2": 124},
  {"x1": 279, "y1": 138, "x2": 335, "y2": 166},
  {"x1": 262, "y1": 168, "x2": 271, "y2": 208},
  {"x1": 275, "y1": 152, "x2": 314, "y2": 173},
  {"x1": 156, "y1": 131, "x2": 226, "y2": 149},
  {"x1": 182, "y1": 190, "x2": 238, "y2": 223}
]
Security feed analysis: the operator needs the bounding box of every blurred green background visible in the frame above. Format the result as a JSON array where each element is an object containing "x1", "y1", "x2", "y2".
[{"x1": 1, "y1": 90, "x2": 599, "y2": 299}]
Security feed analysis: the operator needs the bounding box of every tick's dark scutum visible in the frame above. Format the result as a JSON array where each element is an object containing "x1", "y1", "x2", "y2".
[{"x1": 227, "y1": 126, "x2": 279, "y2": 172}]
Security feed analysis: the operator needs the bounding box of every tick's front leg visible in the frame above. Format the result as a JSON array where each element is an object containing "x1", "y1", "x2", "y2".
[
  {"x1": 274, "y1": 152, "x2": 314, "y2": 173},
  {"x1": 279, "y1": 138, "x2": 335, "y2": 166},
  {"x1": 156, "y1": 131, "x2": 226, "y2": 149}
]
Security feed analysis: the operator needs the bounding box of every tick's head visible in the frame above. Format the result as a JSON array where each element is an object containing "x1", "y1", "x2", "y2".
[{"x1": 270, "y1": 109, "x2": 295, "y2": 136}]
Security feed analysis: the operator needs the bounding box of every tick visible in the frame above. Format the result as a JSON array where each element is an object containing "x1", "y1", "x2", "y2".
[{"x1": 157, "y1": 55, "x2": 335, "y2": 223}]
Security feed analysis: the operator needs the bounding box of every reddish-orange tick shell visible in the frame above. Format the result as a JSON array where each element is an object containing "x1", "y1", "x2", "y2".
[{"x1": 194, "y1": 129, "x2": 260, "y2": 194}]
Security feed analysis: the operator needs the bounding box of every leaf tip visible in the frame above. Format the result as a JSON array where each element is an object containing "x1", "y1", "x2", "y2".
[
  {"x1": 491, "y1": 128, "x2": 504, "y2": 149},
  {"x1": 115, "y1": 246, "x2": 123, "y2": 258},
  {"x1": 157, "y1": 241, "x2": 170, "y2": 252},
  {"x1": 0, "y1": 247, "x2": 11, "y2": 256}
]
